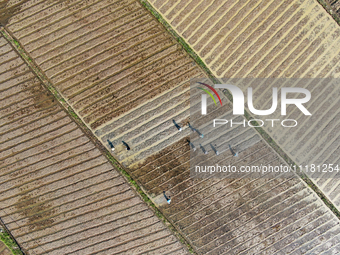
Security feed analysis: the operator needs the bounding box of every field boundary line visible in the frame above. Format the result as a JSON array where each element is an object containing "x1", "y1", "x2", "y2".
[
  {"x1": 0, "y1": 26, "x2": 195, "y2": 255},
  {"x1": 317, "y1": 0, "x2": 340, "y2": 24},
  {"x1": 0, "y1": 218, "x2": 24, "y2": 255}
]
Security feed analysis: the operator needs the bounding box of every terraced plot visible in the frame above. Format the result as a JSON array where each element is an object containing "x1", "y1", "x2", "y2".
[
  {"x1": 3, "y1": 0, "x2": 340, "y2": 254},
  {"x1": 0, "y1": 36, "x2": 188, "y2": 255},
  {"x1": 147, "y1": 0, "x2": 340, "y2": 210}
]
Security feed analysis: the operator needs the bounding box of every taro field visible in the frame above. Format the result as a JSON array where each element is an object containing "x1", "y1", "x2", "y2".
[{"x1": 2, "y1": 0, "x2": 340, "y2": 254}]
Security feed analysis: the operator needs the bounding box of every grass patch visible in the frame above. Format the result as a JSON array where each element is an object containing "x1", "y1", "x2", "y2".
[
  {"x1": 1, "y1": 30, "x2": 29, "y2": 63},
  {"x1": 0, "y1": 229, "x2": 23, "y2": 255},
  {"x1": 68, "y1": 107, "x2": 82, "y2": 122},
  {"x1": 47, "y1": 86, "x2": 66, "y2": 103},
  {"x1": 13, "y1": 39, "x2": 20, "y2": 47}
]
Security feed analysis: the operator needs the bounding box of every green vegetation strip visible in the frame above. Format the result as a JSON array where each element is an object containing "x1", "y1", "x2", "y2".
[
  {"x1": 139, "y1": 0, "x2": 340, "y2": 221},
  {"x1": 0, "y1": 225, "x2": 24, "y2": 255},
  {"x1": 1, "y1": 27, "x2": 194, "y2": 254}
]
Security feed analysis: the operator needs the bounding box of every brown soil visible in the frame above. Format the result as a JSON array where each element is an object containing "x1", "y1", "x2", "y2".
[{"x1": 0, "y1": 0, "x2": 30, "y2": 26}]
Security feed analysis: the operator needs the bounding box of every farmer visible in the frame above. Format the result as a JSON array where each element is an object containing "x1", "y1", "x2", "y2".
[
  {"x1": 107, "y1": 139, "x2": 115, "y2": 151},
  {"x1": 188, "y1": 123, "x2": 204, "y2": 138},
  {"x1": 163, "y1": 191, "x2": 171, "y2": 204},
  {"x1": 173, "y1": 120, "x2": 182, "y2": 132},
  {"x1": 200, "y1": 144, "x2": 208, "y2": 154},
  {"x1": 229, "y1": 144, "x2": 238, "y2": 157},
  {"x1": 122, "y1": 141, "x2": 130, "y2": 151},
  {"x1": 187, "y1": 139, "x2": 196, "y2": 151}
]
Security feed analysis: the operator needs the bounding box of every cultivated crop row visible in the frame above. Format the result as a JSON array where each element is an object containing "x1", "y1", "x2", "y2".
[{"x1": 0, "y1": 35, "x2": 188, "y2": 255}]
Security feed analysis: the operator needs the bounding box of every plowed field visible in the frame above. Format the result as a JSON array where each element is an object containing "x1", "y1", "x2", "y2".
[
  {"x1": 0, "y1": 241, "x2": 11, "y2": 255},
  {"x1": 2, "y1": 0, "x2": 340, "y2": 254},
  {"x1": 148, "y1": 0, "x2": 340, "y2": 212},
  {"x1": 0, "y1": 35, "x2": 188, "y2": 255},
  {"x1": 129, "y1": 87, "x2": 340, "y2": 254}
]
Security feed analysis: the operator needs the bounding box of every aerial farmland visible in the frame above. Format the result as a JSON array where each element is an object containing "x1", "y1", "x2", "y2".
[
  {"x1": 148, "y1": 0, "x2": 340, "y2": 208},
  {"x1": 0, "y1": 34, "x2": 188, "y2": 254},
  {"x1": 1, "y1": 0, "x2": 340, "y2": 254}
]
